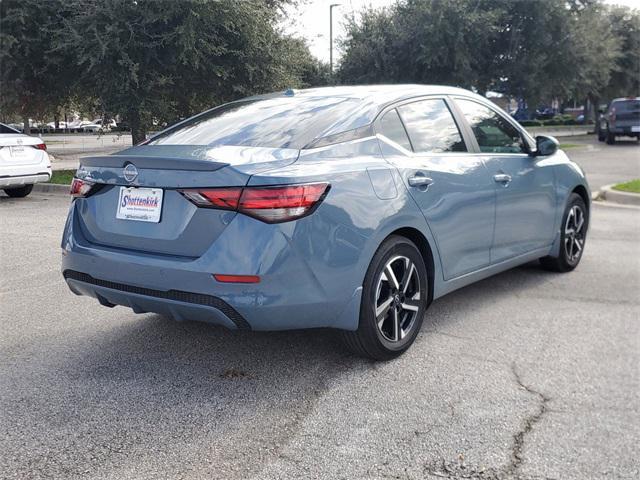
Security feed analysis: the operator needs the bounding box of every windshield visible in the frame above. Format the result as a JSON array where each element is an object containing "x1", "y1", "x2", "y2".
[{"x1": 148, "y1": 95, "x2": 367, "y2": 149}]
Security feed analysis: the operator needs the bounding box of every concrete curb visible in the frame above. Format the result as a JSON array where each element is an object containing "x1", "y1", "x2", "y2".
[
  {"x1": 598, "y1": 184, "x2": 640, "y2": 206},
  {"x1": 33, "y1": 183, "x2": 70, "y2": 195}
]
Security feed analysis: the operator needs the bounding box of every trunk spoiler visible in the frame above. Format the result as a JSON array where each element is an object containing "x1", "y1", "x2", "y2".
[{"x1": 81, "y1": 155, "x2": 228, "y2": 171}]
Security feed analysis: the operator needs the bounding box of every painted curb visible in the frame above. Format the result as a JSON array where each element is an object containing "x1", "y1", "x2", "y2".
[
  {"x1": 33, "y1": 183, "x2": 70, "y2": 195},
  {"x1": 599, "y1": 184, "x2": 640, "y2": 206}
]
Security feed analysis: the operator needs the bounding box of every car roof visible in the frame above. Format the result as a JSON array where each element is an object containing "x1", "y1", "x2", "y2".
[
  {"x1": 247, "y1": 84, "x2": 481, "y2": 109},
  {"x1": 611, "y1": 97, "x2": 640, "y2": 102},
  {"x1": 147, "y1": 85, "x2": 489, "y2": 150}
]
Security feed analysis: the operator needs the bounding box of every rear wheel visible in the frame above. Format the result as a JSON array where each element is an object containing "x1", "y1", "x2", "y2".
[
  {"x1": 540, "y1": 193, "x2": 588, "y2": 272},
  {"x1": 342, "y1": 235, "x2": 428, "y2": 361},
  {"x1": 4, "y1": 184, "x2": 33, "y2": 198}
]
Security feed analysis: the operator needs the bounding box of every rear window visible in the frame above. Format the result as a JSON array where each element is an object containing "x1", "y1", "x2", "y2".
[
  {"x1": 378, "y1": 109, "x2": 412, "y2": 150},
  {"x1": 612, "y1": 100, "x2": 640, "y2": 111},
  {"x1": 148, "y1": 96, "x2": 367, "y2": 149},
  {"x1": 397, "y1": 99, "x2": 466, "y2": 153},
  {"x1": 0, "y1": 123, "x2": 19, "y2": 134}
]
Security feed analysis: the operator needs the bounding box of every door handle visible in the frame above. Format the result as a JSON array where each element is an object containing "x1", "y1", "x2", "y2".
[
  {"x1": 408, "y1": 174, "x2": 434, "y2": 188},
  {"x1": 493, "y1": 173, "x2": 512, "y2": 184}
]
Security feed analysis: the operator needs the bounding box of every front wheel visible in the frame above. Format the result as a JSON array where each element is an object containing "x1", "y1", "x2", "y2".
[
  {"x1": 4, "y1": 184, "x2": 34, "y2": 198},
  {"x1": 341, "y1": 235, "x2": 428, "y2": 361},
  {"x1": 540, "y1": 193, "x2": 588, "y2": 272}
]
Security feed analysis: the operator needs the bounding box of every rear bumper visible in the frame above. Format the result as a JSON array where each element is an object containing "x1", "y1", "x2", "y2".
[
  {"x1": 61, "y1": 201, "x2": 364, "y2": 331},
  {"x1": 0, "y1": 172, "x2": 51, "y2": 188},
  {"x1": 610, "y1": 125, "x2": 640, "y2": 135},
  {"x1": 63, "y1": 270, "x2": 250, "y2": 330}
]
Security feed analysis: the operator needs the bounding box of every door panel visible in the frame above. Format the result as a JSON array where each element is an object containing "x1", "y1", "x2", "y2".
[
  {"x1": 377, "y1": 100, "x2": 495, "y2": 280},
  {"x1": 485, "y1": 155, "x2": 556, "y2": 260},
  {"x1": 453, "y1": 98, "x2": 556, "y2": 262}
]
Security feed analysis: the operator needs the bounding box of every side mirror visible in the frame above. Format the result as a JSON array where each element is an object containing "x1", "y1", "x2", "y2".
[{"x1": 535, "y1": 135, "x2": 558, "y2": 156}]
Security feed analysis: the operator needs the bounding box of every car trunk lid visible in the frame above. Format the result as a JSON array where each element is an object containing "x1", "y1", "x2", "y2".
[
  {"x1": 75, "y1": 145, "x2": 299, "y2": 257},
  {"x1": 0, "y1": 134, "x2": 45, "y2": 166}
]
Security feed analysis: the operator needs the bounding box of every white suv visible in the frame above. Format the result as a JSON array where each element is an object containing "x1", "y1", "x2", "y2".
[{"x1": 0, "y1": 123, "x2": 51, "y2": 197}]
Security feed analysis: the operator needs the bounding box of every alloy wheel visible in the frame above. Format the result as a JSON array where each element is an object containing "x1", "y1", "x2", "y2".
[
  {"x1": 564, "y1": 205, "x2": 586, "y2": 263},
  {"x1": 374, "y1": 255, "x2": 421, "y2": 343}
]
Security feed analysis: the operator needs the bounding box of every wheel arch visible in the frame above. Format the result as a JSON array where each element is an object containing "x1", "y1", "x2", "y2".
[
  {"x1": 387, "y1": 227, "x2": 435, "y2": 306},
  {"x1": 571, "y1": 184, "x2": 591, "y2": 216}
]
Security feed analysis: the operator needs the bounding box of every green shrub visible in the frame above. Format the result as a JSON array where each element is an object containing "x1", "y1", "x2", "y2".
[{"x1": 520, "y1": 120, "x2": 543, "y2": 127}]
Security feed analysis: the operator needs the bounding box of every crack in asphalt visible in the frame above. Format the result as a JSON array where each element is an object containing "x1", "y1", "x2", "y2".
[
  {"x1": 421, "y1": 363, "x2": 554, "y2": 480},
  {"x1": 505, "y1": 363, "x2": 551, "y2": 478}
]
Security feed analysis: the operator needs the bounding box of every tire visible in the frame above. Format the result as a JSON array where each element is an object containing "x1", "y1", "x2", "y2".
[
  {"x1": 606, "y1": 130, "x2": 615, "y2": 145},
  {"x1": 341, "y1": 235, "x2": 428, "y2": 361},
  {"x1": 540, "y1": 193, "x2": 588, "y2": 272},
  {"x1": 4, "y1": 184, "x2": 34, "y2": 198}
]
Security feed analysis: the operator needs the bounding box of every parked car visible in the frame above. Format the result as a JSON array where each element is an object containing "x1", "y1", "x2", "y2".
[
  {"x1": 0, "y1": 123, "x2": 51, "y2": 197},
  {"x1": 535, "y1": 106, "x2": 555, "y2": 120},
  {"x1": 92, "y1": 119, "x2": 117, "y2": 130},
  {"x1": 598, "y1": 97, "x2": 640, "y2": 144},
  {"x1": 61, "y1": 85, "x2": 590, "y2": 360},
  {"x1": 511, "y1": 107, "x2": 530, "y2": 121},
  {"x1": 66, "y1": 120, "x2": 102, "y2": 133}
]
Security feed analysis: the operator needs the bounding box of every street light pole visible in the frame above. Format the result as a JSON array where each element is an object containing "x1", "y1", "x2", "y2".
[{"x1": 329, "y1": 4, "x2": 340, "y2": 73}]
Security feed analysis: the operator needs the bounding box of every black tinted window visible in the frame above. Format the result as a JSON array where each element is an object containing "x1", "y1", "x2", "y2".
[
  {"x1": 148, "y1": 96, "x2": 364, "y2": 149},
  {"x1": 0, "y1": 123, "x2": 19, "y2": 134},
  {"x1": 379, "y1": 109, "x2": 411, "y2": 150},
  {"x1": 397, "y1": 99, "x2": 466, "y2": 153},
  {"x1": 612, "y1": 100, "x2": 640, "y2": 112},
  {"x1": 456, "y1": 99, "x2": 526, "y2": 154}
]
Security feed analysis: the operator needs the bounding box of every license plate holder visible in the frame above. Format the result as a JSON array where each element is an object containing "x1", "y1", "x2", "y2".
[
  {"x1": 10, "y1": 146, "x2": 25, "y2": 157},
  {"x1": 116, "y1": 187, "x2": 163, "y2": 223}
]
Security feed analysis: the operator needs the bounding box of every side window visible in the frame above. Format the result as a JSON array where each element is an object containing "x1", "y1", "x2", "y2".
[
  {"x1": 397, "y1": 99, "x2": 466, "y2": 153},
  {"x1": 456, "y1": 99, "x2": 527, "y2": 154},
  {"x1": 378, "y1": 109, "x2": 412, "y2": 150}
]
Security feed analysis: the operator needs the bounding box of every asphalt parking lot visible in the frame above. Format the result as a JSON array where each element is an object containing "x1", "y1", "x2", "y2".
[{"x1": 1, "y1": 135, "x2": 638, "y2": 479}]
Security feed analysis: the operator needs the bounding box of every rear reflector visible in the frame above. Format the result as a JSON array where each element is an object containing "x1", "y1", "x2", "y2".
[
  {"x1": 179, "y1": 182, "x2": 330, "y2": 223},
  {"x1": 213, "y1": 274, "x2": 260, "y2": 284}
]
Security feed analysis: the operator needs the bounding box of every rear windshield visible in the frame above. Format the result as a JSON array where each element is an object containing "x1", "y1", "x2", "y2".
[
  {"x1": 612, "y1": 100, "x2": 640, "y2": 111},
  {"x1": 148, "y1": 95, "x2": 367, "y2": 149},
  {"x1": 0, "y1": 123, "x2": 19, "y2": 134}
]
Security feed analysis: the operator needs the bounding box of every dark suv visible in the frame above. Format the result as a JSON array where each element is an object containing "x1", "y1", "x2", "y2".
[{"x1": 598, "y1": 97, "x2": 640, "y2": 144}]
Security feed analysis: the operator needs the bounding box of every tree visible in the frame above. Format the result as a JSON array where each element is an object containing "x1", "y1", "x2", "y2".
[
  {"x1": 51, "y1": 0, "x2": 311, "y2": 144},
  {"x1": 338, "y1": 0, "x2": 624, "y2": 115},
  {"x1": 601, "y1": 5, "x2": 640, "y2": 98},
  {"x1": 0, "y1": 0, "x2": 71, "y2": 132}
]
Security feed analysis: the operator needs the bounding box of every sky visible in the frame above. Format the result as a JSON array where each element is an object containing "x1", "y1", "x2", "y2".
[{"x1": 283, "y1": 0, "x2": 640, "y2": 63}]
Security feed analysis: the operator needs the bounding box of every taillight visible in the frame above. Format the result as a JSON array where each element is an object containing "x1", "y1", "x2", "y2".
[
  {"x1": 70, "y1": 177, "x2": 98, "y2": 198},
  {"x1": 179, "y1": 183, "x2": 330, "y2": 223},
  {"x1": 34, "y1": 143, "x2": 47, "y2": 151},
  {"x1": 610, "y1": 107, "x2": 616, "y2": 123},
  {"x1": 181, "y1": 188, "x2": 241, "y2": 210}
]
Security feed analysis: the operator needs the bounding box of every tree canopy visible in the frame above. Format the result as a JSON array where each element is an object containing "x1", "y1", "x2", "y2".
[
  {"x1": 338, "y1": 0, "x2": 638, "y2": 111},
  {"x1": 1, "y1": 0, "x2": 637, "y2": 141},
  {"x1": 0, "y1": 0, "x2": 326, "y2": 143}
]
